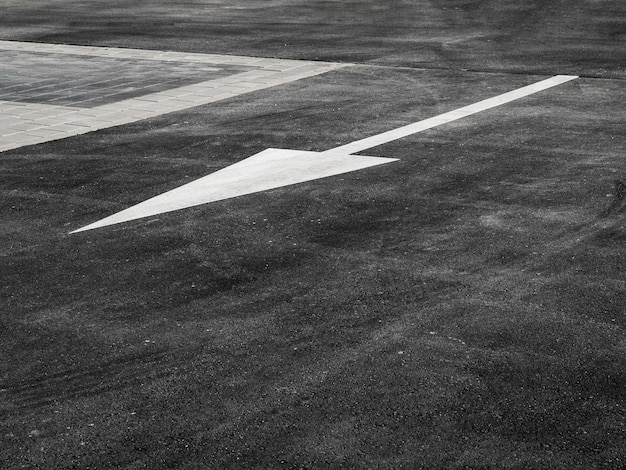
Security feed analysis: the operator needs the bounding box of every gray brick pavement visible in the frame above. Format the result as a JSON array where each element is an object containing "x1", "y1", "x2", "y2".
[{"x1": 0, "y1": 41, "x2": 346, "y2": 152}]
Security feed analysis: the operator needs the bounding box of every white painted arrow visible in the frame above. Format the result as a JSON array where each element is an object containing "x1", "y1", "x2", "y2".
[
  {"x1": 71, "y1": 149, "x2": 397, "y2": 233},
  {"x1": 71, "y1": 74, "x2": 577, "y2": 233}
]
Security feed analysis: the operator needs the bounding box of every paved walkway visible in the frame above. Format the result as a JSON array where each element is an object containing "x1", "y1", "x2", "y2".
[{"x1": 0, "y1": 41, "x2": 345, "y2": 152}]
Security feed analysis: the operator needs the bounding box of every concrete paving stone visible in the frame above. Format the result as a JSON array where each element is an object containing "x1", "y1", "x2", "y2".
[
  {"x1": 152, "y1": 95, "x2": 206, "y2": 105},
  {"x1": 81, "y1": 114, "x2": 127, "y2": 124},
  {"x1": 206, "y1": 82, "x2": 254, "y2": 92},
  {"x1": 233, "y1": 71, "x2": 285, "y2": 81},
  {"x1": 261, "y1": 64, "x2": 308, "y2": 72},
  {"x1": 275, "y1": 67, "x2": 325, "y2": 77},
  {"x1": 26, "y1": 117, "x2": 71, "y2": 126},
  {"x1": 178, "y1": 82, "x2": 221, "y2": 92},
  {"x1": 48, "y1": 123, "x2": 94, "y2": 133},
  {"x1": 0, "y1": 144, "x2": 19, "y2": 152},
  {"x1": 88, "y1": 102, "x2": 131, "y2": 111},
  {"x1": 20, "y1": 107, "x2": 74, "y2": 118},
  {"x1": 102, "y1": 116, "x2": 146, "y2": 126},
  {"x1": 0, "y1": 105, "x2": 28, "y2": 114},
  {"x1": 11, "y1": 137, "x2": 56, "y2": 147},
  {"x1": 7, "y1": 122, "x2": 45, "y2": 132},
  {"x1": 119, "y1": 97, "x2": 177, "y2": 108},
  {"x1": 57, "y1": 116, "x2": 98, "y2": 127},
  {"x1": 121, "y1": 106, "x2": 174, "y2": 116},
  {"x1": 152, "y1": 97, "x2": 218, "y2": 111},
  {"x1": 109, "y1": 93, "x2": 169, "y2": 105},
  {"x1": 66, "y1": 108, "x2": 113, "y2": 118},
  {"x1": 200, "y1": 74, "x2": 257, "y2": 85},
  {"x1": 83, "y1": 119, "x2": 128, "y2": 129},
  {"x1": 174, "y1": 87, "x2": 230, "y2": 97},
  {"x1": 0, "y1": 130, "x2": 23, "y2": 138},
  {"x1": 144, "y1": 89, "x2": 197, "y2": 98},
  {"x1": 3, "y1": 134, "x2": 40, "y2": 145},
  {"x1": 227, "y1": 81, "x2": 271, "y2": 89},
  {"x1": 191, "y1": 90, "x2": 235, "y2": 103},
  {"x1": 103, "y1": 109, "x2": 155, "y2": 119},
  {"x1": 16, "y1": 108, "x2": 67, "y2": 121},
  {"x1": 2, "y1": 102, "x2": 50, "y2": 112},
  {"x1": 62, "y1": 108, "x2": 115, "y2": 123},
  {"x1": 23, "y1": 128, "x2": 67, "y2": 138}
]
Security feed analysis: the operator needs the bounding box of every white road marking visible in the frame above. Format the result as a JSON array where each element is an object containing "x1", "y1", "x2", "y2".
[
  {"x1": 71, "y1": 75, "x2": 578, "y2": 233},
  {"x1": 330, "y1": 75, "x2": 578, "y2": 155},
  {"x1": 70, "y1": 149, "x2": 397, "y2": 233}
]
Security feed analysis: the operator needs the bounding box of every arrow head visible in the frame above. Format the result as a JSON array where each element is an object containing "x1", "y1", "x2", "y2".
[{"x1": 71, "y1": 148, "x2": 398, "y2": 233}]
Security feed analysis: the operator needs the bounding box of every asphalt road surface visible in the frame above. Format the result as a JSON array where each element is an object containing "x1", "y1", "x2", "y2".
[{"x1": 1, "y1": 1, "x2": 625, "y2": 469}]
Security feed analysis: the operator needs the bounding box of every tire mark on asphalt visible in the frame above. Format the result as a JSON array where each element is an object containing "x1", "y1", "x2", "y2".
[{"x1": 0, "y1": 349, "x2": 171, "y2": 410}]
